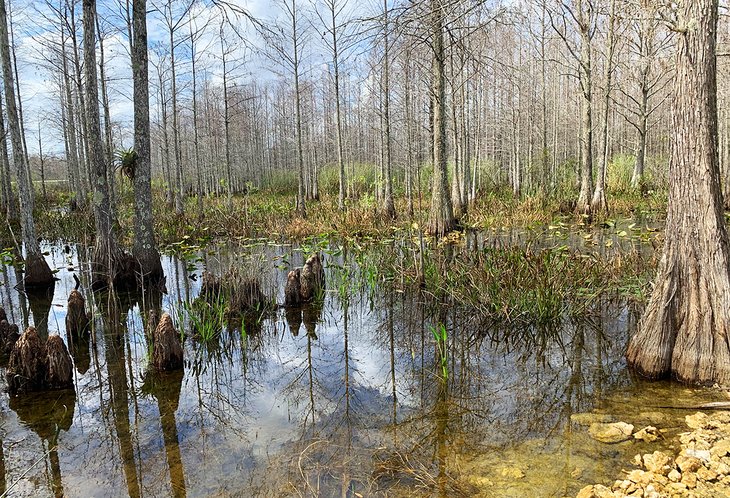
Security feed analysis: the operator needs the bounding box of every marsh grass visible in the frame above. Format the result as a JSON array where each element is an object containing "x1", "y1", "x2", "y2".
[
  {"x1": 431, "y1": 323, "x2": 449, "y2": 381},
  {"x1": 342, "y1": 237, "x2": 654, "y2": 327},
  {"x1": 178, "y1": 294, "x2": 227, "y2": 342}
]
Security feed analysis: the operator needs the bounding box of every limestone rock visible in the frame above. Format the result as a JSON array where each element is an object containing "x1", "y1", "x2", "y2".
[
  {"x1": 686, "y1": 412, "x2": 709, "y2": 430},
  {"x1": 711, "y1": 439, "x2": 730, "y2": 458},
  {"x1": 668, "y1": 469, "x2": 681, "y2": 482},
  {"x1": 588, "y1": 422, "x2": 635, "y2": 443},
  {"x1": 634, "y1": 426, "x2": 661, "y2": 443},
  {"x1": 576, "y1": 484, "x2": 616, "y2": 498},
  {"x1": 676, "y1": 455, "x2": 703, "y2": 473},
  {"x1": 627, "y1": 469, "x2": 652, "y2": 485},
  {"x1": 697, "y1": 466, "x2": 718, "y2": 482},
  {"x1": 683, "y1": 448, "x2": 711, "y2": 463},
  {"x1": 643, "y1": 451, "x2": 674, "y2": 476}
]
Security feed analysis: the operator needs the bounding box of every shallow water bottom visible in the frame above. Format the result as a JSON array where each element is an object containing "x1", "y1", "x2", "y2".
[{"x1": 0, "y1": 240, "x2": 722, "y2": 497}]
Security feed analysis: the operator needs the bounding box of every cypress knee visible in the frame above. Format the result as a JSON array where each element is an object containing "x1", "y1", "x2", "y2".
[
  {"x1": 65, "y1": 290, "x2": 89, "y2": 336},
  {"x1": 7, "y1": 327, "x2": 47, "y2": 394},
  {"x1": 152, "y1": 313, "x2": 184, "y2": 371},
  {"x1": 46, "y1": 335, "x2": 73, "y2": 389}
]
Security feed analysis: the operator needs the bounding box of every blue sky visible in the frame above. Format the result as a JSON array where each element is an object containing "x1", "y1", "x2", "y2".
[{"x1": 11, "y1": 0, "x2": 377, "y2": 157}]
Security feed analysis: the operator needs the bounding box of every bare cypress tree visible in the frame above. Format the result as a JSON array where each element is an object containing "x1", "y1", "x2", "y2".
[
  {"x1": 83, "y1": 0, "x2": 121, "y2": 288},
  {"x1": 290, "y1": 0, "x2": 307, "y2": 218},
  {"x1": 381, "y1": 0, "x2": 395, "y2": 219},
  {"x1": 575, "y1": 0, "x2": 594, "y2": 216},
  {"x1": 97, "y1": 14, "x2": 115, "y2": 212},
  {"x1": 59, "y1": 1, "x2": 85, "y2": 209},
  {"x1": 626, "y1": 0, "x2": 730, "y2": 384},
  {"x1": 426, "y1": 0, "x2": 455, "y2": 236},
  {"x1": 315, "y1": 0, "x2": 348, "y2": 211},
  {"x1": 132, "y1": 0, "x2": 163, "y2": 284},
  {"x1": 590, "y1": 0, "x2": 617, "y2": 214},
  {"x1": 551, "y1": 0, "x2": 596, "y2": 216},
  {"x1": 0, "y1": 0, "x2": 53, "y2": 287}
]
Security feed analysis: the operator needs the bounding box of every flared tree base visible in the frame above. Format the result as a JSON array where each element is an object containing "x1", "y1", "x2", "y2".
[{"x1": 23, "y1": 253, "x2": 55, "y2": 289}]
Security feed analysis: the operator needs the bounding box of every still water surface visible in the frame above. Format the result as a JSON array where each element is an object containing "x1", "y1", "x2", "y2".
[{"x1": 0, "y1": 233, "x2": 719, "y2": 497}]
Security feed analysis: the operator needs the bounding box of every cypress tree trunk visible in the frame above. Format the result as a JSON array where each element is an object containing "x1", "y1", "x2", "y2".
[
  {"x1": 60, "y1": 16, "x2": 85, "y2": 209},
  {"x1": 576, "y1": 3, "x2": 594, "y2": 217},
  {"x1": 83, "y1": 0, "x2": 120, "y2": 289},
  {"x1": 0, "y1": 90, "x2": 16, "y2": 220},
  {"x1": 0, "y1": 0, "x2": 52, "y2": 288},
  {"x1": 292, "y1": 0, "x2": 306, "y2": 218},
  {"x1": 381, "y1": 0, "x2": 395, "y2": 219},
  {"x1": 132, "y1": 0, "x2": 163, "y2": 285},
  {"x1": 426, "y1": 0, "x2": 455, "y2": 236},
  {"x1": 626, "y1": 0, "x2": 730, "y2": 384},
  {"x1": 591, "y1": 0, "x2": 616, "y2": 214}
]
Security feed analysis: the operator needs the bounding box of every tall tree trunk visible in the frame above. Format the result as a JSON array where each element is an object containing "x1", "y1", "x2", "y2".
[
  {"x1": 97, "y1": 15, "x2": 115, "y2": 214},
  {"x1": 70, "y1": 5, "x2": 92, "y2": 194},
  {"x1": 60, "y1": 12, "x2": 85, "y2": 209},
  {"x1": 292, "y1": 0, "x2": 306, "y2": 218},
  {"x1": 221, "y1": 27, "x2": 233, "y2": 212},
  {"x1": 426, "y1": 0, "x2": 455, "y2": 236},
  {"x1": 404, "y1": 51, "x2": 414, "y2": 217},
  {"x1": 0, "y1": 89, "x2": 16, "y2": 220},
  {"x1": 170, "y1": 17, "x2": 183, "y2": 215},
  {"x1": 632, "y1": 33, "x2": 651, "y2": 190},
  {"x1": 576, "y1": 4, "x2": 594, "y2": 217},
  {"x1": 450, "y1": 49, "x2": 463, "y2": 217},
  {"x1": 626, "y1": 0, "x2": 730, "y2": 384},
  {"x1": 83, "y1": 0, "x2": 120, "y2": 289},
  {"x1": 591, "y1": 0, "x2": 617, "y2": 214},
  {"x1": 8, "y1": 1, "x2": 30, "y2": 207},
  {"x1": 132, "y1": 0, "x2": 163, "y2": 284},
  {"x1": 37, "y1": 121, "x2": 46, "y2": 202},
  {"x1": 0, "y1": 0, "x2": 53, "y2": 287},
  {"x1": 381, "y1": 0, "x2": 395, "y2": 219},
  {"x1": 190, "y1": 21, "x2": 203, "y2": 220},
  {"x1": 330, "y1": 1, "x2": 346, "y2": 211}
]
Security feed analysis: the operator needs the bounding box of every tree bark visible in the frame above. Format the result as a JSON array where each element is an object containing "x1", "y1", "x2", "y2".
[
  {"x1": 132, "y1": 0, "x2": 163, "y2": 285},
  {"x1": 576, "y1": 1, "x2": 594, "y2": 217},
  {"x1": 60, "y1": 11, "x2": 85, "y2": 209},
  {"x1": 0, "y1": 0, "x2": 52, "y2": 288},
  {"x1": 381, "y1": 0, "x2": 395, "y2": 219},
  {"x1": 626, "y1": 0, "x2": 730, "y2": 384},
  {"x1": 426, "y1": 0, "x2": 455, "y2": 236},
  {"x1": 591, "y1": 0, "x2": 617, "y2": 214},
  {"x1": 0, "y1": 89, "x2": 16, "y2": 220},
  {"x1": 83, "y1": 0, "x2": 120, "y2": 289}
]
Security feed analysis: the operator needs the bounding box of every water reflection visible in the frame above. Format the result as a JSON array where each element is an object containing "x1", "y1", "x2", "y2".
[
  {"x1": 143, "y1": 370, "x2": 186, "y2": 498},
  {"x1": 9, "y1": 389, "x2": 75, "y2": 497},
  {"x1": 27, "y1": 283, "x2": 56, "y2": 339},
  {"x1": 0, "y1": 236, "x2": 721, "y2": 497}
]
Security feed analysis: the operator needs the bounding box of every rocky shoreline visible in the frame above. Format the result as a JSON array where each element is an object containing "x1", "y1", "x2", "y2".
[{"x1": 578, "y1": 411, "x2": 730, "y2": 497}]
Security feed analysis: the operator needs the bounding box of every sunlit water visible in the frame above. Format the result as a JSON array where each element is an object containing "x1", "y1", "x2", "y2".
[{"x1": 0, "y1": 230, "x2": 720, "y2": 497}]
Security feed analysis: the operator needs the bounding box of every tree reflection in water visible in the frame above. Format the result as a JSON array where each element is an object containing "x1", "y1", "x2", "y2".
[{"x1": 0, "y1": 238, "x2": 710, "y2": 497}]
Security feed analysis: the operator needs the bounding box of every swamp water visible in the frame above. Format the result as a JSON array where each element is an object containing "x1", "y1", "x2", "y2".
[{"x1": 0, "y1": 230, "x2": 722, "y2": 497}]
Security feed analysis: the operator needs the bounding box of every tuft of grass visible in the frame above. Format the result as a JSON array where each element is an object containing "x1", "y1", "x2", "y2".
[
  {"x1": 431, "y1": 323, "x2": 448, "y2": 381},
  {"x1": 177, "y1": 294, "x2": 227, "y2": 342}
]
